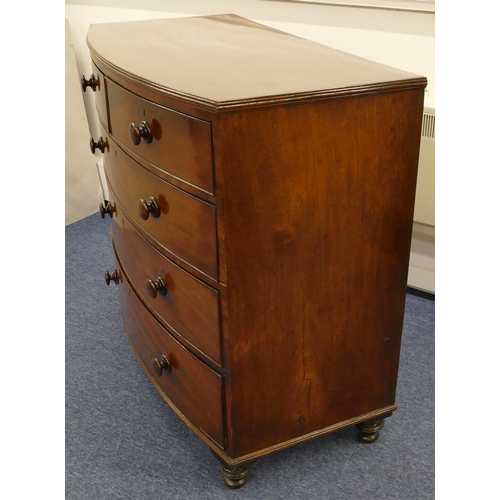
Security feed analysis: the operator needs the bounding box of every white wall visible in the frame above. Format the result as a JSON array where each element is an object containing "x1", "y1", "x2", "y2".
[
  {"x1": 65, "y1": 0, "x2": 435, "y2": 291},
  {"x1": 65, "y1": 18, "x2": 103, "y2": 226}
]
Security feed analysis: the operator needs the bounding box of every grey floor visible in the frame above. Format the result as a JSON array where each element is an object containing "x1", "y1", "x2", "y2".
[{"x1": 66, "y1": 213, "x2": 435, "y2": 499}]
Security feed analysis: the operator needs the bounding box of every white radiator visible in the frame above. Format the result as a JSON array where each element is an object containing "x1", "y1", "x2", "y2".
[{"x1": 414, "y1": 109, "x2": 435, "y2": 226}]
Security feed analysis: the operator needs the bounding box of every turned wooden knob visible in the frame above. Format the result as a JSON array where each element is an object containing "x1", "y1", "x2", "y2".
[
  {"x1": 129, "y1": 121, "x2": 153, "y2": 145},
  {"x1": 147, "y1": 276, "x2": 167, "y2": 298},
  {"x1": 137, "y1": 197, "x2": 160, "y2": 220},
  {"x1": 152, "y1": 355, "x2": 171, "y2": 376},
  {"x1": 99, "y1": 201, "x2": 113, "y2": 219},
  {"x1": 81, "y1": 74, "x2": 97, "y2": 92},
  {"x1": 104, "y1": 269, "x2": 119, "y2": 285},
  {"x1": 90, "y1": 136, "x2": 105, "y2": 154}
]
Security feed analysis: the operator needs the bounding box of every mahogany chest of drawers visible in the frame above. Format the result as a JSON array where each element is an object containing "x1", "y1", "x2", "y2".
[{"x1": 85, "y1": 14, "x2": 426, "y2": 488}]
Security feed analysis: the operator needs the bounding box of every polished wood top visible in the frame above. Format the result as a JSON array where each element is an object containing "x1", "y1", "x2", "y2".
[{"x1": 87, "y1": 14, "x2": 426, "y2": 110}]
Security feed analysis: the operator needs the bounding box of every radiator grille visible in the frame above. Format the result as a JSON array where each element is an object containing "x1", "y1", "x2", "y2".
[{"x1": 421, "y1": 112, "x2": 435, "y2": 140}]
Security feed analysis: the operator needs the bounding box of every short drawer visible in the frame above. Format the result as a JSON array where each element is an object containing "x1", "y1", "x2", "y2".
[
  {"x1": 117, "y1": 261, "x2": 225, "y2": 448},
  {"x1": 112, "y1": 205, "x2": 222, "y2": 365},
  {"x1": 107, "y1": 79, "x2": 214, "y2": 193},
  {"x1": 104, "y1": 135, "x2": 218, "y2": 280}
]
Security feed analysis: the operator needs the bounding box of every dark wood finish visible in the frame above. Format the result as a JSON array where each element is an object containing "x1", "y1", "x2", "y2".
[
  {"x1": 99, "y1": 201, "x2": 113, "y2": 219},
  {"x1": 117, "y1": 263, "x2": 225, "y2": 448},
  {"x1": 88, "y1": 13, "x2": 427, "y2": 485},
  {"x1": 356, "y1": 418, "x2": 385, "y2": 443},
  {"x1": 89, "y1": 136, "x2": 106, "y2": 154},
  {"x1": 137, "y1": 196, "x2": 160, "y2": 220},
  {"x1": 103, "y1": 121, "x2": 219, "y2": 204},
  {"x1": 146, "y1": 276, "x2": 167, "y2": 299},
  {"x1": 81, "y1": 73, "x2": 97, "y2": 92},
  {"x1": 106, "y1": 79, "x2": 214, "y2": 193},
  {"x1": 87, "y1": 15, "x2": 425, "y2": 112},
  {"x1": 111, "y1": 206, "x2": 222, "y2": 365},
  {"x1": 104, "y1": 184, "x2": 220, "y2": 293},
  {"x1": 129, "y1": 120, "x2": 153, "y2": 145},
  {"x1": 211, "y1": 451, "x2": 257, "y2": 489},
  {"x1": 153, "y1": 354, "x2": 172, "y2": 376},
  {"x1": 210, "y1": 406, "x2": 396, "y2": 467},
  {"x1": 104, "y1": 269, "x2": 119, "y2": 285},
  {"x1": 103, "y1": 134, "x2": 218, "y2": 280},
  {"x1": 220, "y1": 89, "x2": 424, "y2": 457}
]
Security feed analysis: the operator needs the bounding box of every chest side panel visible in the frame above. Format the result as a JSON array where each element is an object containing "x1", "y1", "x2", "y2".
[{"x1": 220, "y1": 89, "x2": 425, "y2": 457}]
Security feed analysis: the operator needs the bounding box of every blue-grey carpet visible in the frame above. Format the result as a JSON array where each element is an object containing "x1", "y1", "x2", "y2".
[{"x1": 66, "y1": 212, "x2": 435, "y2": 499}]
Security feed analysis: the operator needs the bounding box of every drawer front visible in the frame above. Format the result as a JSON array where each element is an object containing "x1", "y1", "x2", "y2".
[
  {"x1": 104, "y1": 137, "x2": 218, "y2": 279},
  {"x1": 92, "y1": 62, "x2": 109, "y2": 131},
  {"x1": 112, "y1": 205, "x2": 222, "y2": 365},
  {"x1": 117, "y1": 261, "x2": 225, "y2": 448},
  {"x1": 107, "y1": 79, "x2": 214, "y2": 193}
]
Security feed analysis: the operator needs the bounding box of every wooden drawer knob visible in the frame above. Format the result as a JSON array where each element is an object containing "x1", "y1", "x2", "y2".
[
  {"x1": 99, "y1": 201, "x2": 113, "y2": 219},
  {"x1": 90, "y1": 136, "x2": 105, "y2": 154},
  {"x1": 104, "y1": 269, "x2": 119, "y2": 285},
  {"x1": 147, "y1": 276, "x2": 167, "y2": 298},
  {"x1": 81, "y1": 74, "x2": 97, "y2": 92},
  {"x1": 152, "y1": 355, "x2": 171, "y2": 376},
  {"x1": 129, "y1": 121, "x2": 153, "y2": 145},
  {"x1": 137, "y1": 197, "x2": 160, "y2": 220}
]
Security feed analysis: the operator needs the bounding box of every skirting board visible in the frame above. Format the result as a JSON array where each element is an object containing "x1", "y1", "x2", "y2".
[{"x1": 96, "y1": 157, "x2": 108, "y2": 201}]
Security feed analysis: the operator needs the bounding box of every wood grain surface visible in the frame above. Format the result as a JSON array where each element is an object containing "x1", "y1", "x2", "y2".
[
  {"x1": 106, "y1": 79, "x2": 214, "y2": 193},
  {"x1": 89, "y1": 13, "x2": 427, "y2": 467},
  {"x1": 103, "y1": 133, "x2": 218, "y2": 279},
  {"x1": 117, "y1": 261, "x2": 225, "y2": 448},
  {"x1": 87, "y1": 14, "x2": 426, "y2": 110},
  {"x1": 219, "y1": 88, "x2": 424, "y2": 456}
]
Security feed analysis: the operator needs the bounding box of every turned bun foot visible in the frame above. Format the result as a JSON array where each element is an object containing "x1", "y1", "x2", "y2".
[
  {"x1": 219, "y1": 462, "x2": 252, "y2": 488},
  {"x1": 355, "y1": 418, "x2": 385, "y2": 443},
  {"x1": 212, "y1": 451, "x2": 257, "y2": 489}
]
